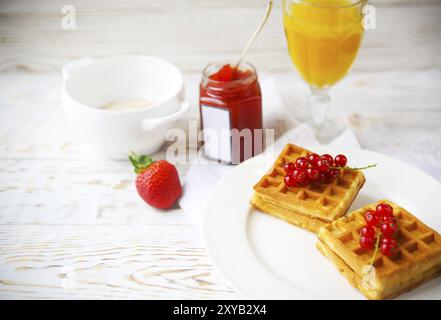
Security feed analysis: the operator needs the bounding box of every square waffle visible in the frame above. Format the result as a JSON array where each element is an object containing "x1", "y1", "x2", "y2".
[
  {"x1": 250, "y1": 143, "x2": 365, "y2": 233},
  {"x1": 317, "y1": 200, "x2": 441, "y2": 299}
]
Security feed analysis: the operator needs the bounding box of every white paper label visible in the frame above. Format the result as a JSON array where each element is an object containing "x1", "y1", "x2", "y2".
[{"x1": 201, "y1": 105, "x2": 231, "y2": 163}]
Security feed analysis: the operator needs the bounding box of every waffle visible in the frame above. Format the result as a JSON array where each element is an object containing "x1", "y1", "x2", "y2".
[
  {"x1": 250, "y1": 143, "x2": 365, "y2": 233},
  {"x1": 317, "y1": 200, "x2": 441, "y2": 299}
]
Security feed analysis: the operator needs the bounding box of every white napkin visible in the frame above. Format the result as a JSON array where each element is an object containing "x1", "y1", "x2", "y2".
[{"x1": 179, "y1": 124, "x2": 360, "y2": 224}]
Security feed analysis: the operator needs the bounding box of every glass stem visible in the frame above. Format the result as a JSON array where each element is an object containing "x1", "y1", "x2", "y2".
[{"x1": 308, "y1": 87, "x2": 330, "y2": 128}]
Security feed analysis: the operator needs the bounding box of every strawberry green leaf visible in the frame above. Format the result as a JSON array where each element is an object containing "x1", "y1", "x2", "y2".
[{"x1": 128, "y1": 152, "x2": 154, "y2": 174}]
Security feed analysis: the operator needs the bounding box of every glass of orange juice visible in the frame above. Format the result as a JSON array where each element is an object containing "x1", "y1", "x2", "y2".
[{"x1": 283, "y1": 0, "x2": 366, "y2": 131}]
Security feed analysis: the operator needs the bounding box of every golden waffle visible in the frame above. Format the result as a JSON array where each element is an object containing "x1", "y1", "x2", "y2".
[
  {"x1": 250, "y1": 143, "x2": 365, "y2": 233},
  {"x1": 317, "y1": 200, "x2": 441, "y2": 299}
]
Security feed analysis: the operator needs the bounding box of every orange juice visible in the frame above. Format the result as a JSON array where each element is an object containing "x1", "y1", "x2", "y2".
[{"x1": 283, "y1": 0, "x2": 364, "y2": 88}]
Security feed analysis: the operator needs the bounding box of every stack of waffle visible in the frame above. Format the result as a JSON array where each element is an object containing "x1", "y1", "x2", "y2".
[
  {"x1": 317, "y1": 200, "x2": 441, "y2": 299},
  {"x1": 250, "y1": 143, "x2": 365, "y2": 233}
]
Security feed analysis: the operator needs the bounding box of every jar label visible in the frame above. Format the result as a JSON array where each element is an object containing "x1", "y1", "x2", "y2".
[{"x1": 201, "y1": 105, "x2": 232, "y2": 163}]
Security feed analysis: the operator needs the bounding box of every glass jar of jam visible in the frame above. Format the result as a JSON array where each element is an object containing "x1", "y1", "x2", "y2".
[{"x1": 199, "y1": 62, "x2": 263, "y2": 164}]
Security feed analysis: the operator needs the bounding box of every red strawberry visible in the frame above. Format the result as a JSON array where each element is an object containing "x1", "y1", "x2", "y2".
[{"x1": 129, "y1": 153, "x2": 182, "y2": 209}]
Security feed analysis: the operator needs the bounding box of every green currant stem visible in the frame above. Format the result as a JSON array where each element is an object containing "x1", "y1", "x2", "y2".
[
  {"x1": 369, "y1": 229, "x2": 381, "y2": 267},
  {"x1": 331, "y1": 163, "x2": 377, "y2": 171}
]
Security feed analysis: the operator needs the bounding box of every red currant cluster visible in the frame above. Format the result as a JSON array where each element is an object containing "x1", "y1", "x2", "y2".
[
  {"x1": 283, "y1": 153, "x2": 348, "y2": 187},
  {"x1": 360, "y1": 203, "x2": 399, "y2": 257}
]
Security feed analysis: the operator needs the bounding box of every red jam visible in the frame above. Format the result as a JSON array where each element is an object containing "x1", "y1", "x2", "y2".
[
  {"x1": 208, "y1": 64, "x2": 252, "y2": 82},
  {"x1": 199, "y1": 62, "x2": 263, "y2": 164}
]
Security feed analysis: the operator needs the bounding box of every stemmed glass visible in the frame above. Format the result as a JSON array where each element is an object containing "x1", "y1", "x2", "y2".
[{"x1": 282, "y1": 0, "x2": 367, "y2": 137}]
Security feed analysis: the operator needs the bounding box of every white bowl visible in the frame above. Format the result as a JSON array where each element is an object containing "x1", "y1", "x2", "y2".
[{"x1": 61, "y1": 54, "x2": 189, "y2": 159}]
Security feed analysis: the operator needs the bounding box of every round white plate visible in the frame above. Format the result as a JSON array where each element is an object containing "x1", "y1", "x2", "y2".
[{"x1": 202, "y1": 146, "x2": 441, "y2": 299}]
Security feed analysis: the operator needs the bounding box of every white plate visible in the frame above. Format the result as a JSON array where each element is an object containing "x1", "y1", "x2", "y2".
[{"x1": 202, "y1": 146, "x2": 441, "y2": 299}]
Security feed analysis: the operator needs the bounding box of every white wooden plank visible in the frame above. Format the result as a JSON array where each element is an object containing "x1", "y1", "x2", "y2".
[
  {"x1": 0, "y1": 69, "x2": 440, "y2": 162},
  {"x1": 0, "y1": 158, "x2": 193, "y2": 225},
  {"x1": 0, "y1": 224, "x2": 238, "y2": 299},
  {"x1": 0, "y1": 72, "x2": 198, "y2": 160},
  {"x1": 274, "y1": 69, "x2": 441, "y2": 112},
  {"x1": 0, "y1": 1, "x2": 440, "y2": 72}
]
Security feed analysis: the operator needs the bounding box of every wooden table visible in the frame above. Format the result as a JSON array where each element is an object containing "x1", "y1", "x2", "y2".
[
  {"x1": 0, "y1": 68, "x2": 440, "y2": 299},
  {"x1": 1, "y1": 0, "x2": 441, "y2": 299}
]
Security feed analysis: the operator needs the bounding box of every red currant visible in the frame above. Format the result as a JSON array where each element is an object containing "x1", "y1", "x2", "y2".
[
  {"x1": 381, "y1": 235, "x2": 397, "y2": 246},
  {"x1": 306, "y1": 168, "x2": 320, "y2": 181},
  {"x1": 380, "y1": 221, "x2": 398, "y2": 236},
  {"x1": 292, "y1": 169, "x2": 307, "y2": 184},
  {"x1": 296, "y1": 178, "x2": 310, "y2": 187},
  {"x1": 316, "y1": 159, "x2": 330, "y2": 173},
  {"x1": 380, "y1": 238, "x2": 398, "y2": 257},
  {"x1": 334, "y1": 154, "x2": 347, "y2": 167},
  {"x1": 321, "y1": 154, "x2": 334, "y2": 166},
  {"x1": 284, "y1": 174, "x2": 297, "y2": 187},
  {"x1": 329, "y1": 168, "x2": 341, "y2": 180},
  {"x1": 360, "y1": 225, "x2": 376, "y2": 238},
  {"x1": 320, "y1": 172, "x2": 334, "y2": 184},
  {"x1": 364, "y1": 210, "x2": 380, "y2": 226},
  {"x1": 283, "y1": 162, "x2": 295, "y2": 174},
  {"x1": 295, "y1": 157, "x2": 309, "y2": 170},
  {"x1": 382, "y1": 214, "x2": 397, "y2": 224},
  {"x1": 376, "y1": 203, "x2": 393, "y2": 217},
  {"x1": 307, "y1": 153, "x2": 320, "y2": 166},
  {"x1": 360, "y1": 236, "x2": 375, "y2": 250}
]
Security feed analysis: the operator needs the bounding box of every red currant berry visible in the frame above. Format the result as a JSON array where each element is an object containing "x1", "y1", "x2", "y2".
[
  {"x1": 381, "y1": 236, "x2": 397, "y2": 246},
  {"x1": 360, "y1": 225, "x2": 376, "y2": 238},
  {"x1": 360, "y1": 236, "x2": 375, "y2": 250},
  {"x1": 329, "y1": 168, "x2": 341, "y2": 180},
  {"x1": 321, "y1": 154, "x2": 334, "y2": 166},
  {"x1": 306, "y1": 168, "x2": 320, "y2": 181},
  {"x1": 284, "y1": 174, "x2": 297, "y2": 187},
  {"x1": 292, "y1": 169, "x2": 307, "y2": 184},
  {"x1": 381, "y1": 240, "x2": 398, "y2": 257},
  {"x1": 295, "y1": 157, "x2": 309, "y2": 170},
  {"x1": 334, "y1": 154, "x2": 347, "y2": 167},
  {"x1": 318, "y1": 172, "x2": 327, "y2": 183},
  {"x1": 364, "y1": 210, "x2": 380, "y2": 226},
  {"x1": 376, "y1": 203, "x2": 393, "y2": 217},
  {"x1": 320, "y1": 172, "x2": 334, "y2": 184},
  {"x1": 316, "y1": 159, "x2": 330, "y2": 173},
  {"x1": 296, "y1": 177, "x2": 310, "y2": 187},
  {"x1": 307, "y1": 153, "x2": 320, "y2": 166},
  {"x1": 283, "y1": 162, "x2": 295, "y2": 174},
  {"x1": 380, "y1": 221, "x2": 398, "y2": 236},
  {"x1": 382, "y1": 214, "x2": 397, "y2": 224}
]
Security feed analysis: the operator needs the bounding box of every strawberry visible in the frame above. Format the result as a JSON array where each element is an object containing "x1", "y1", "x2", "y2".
[{"x1": 129, "y1": 153, "x2": 182, "y2": 209}]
